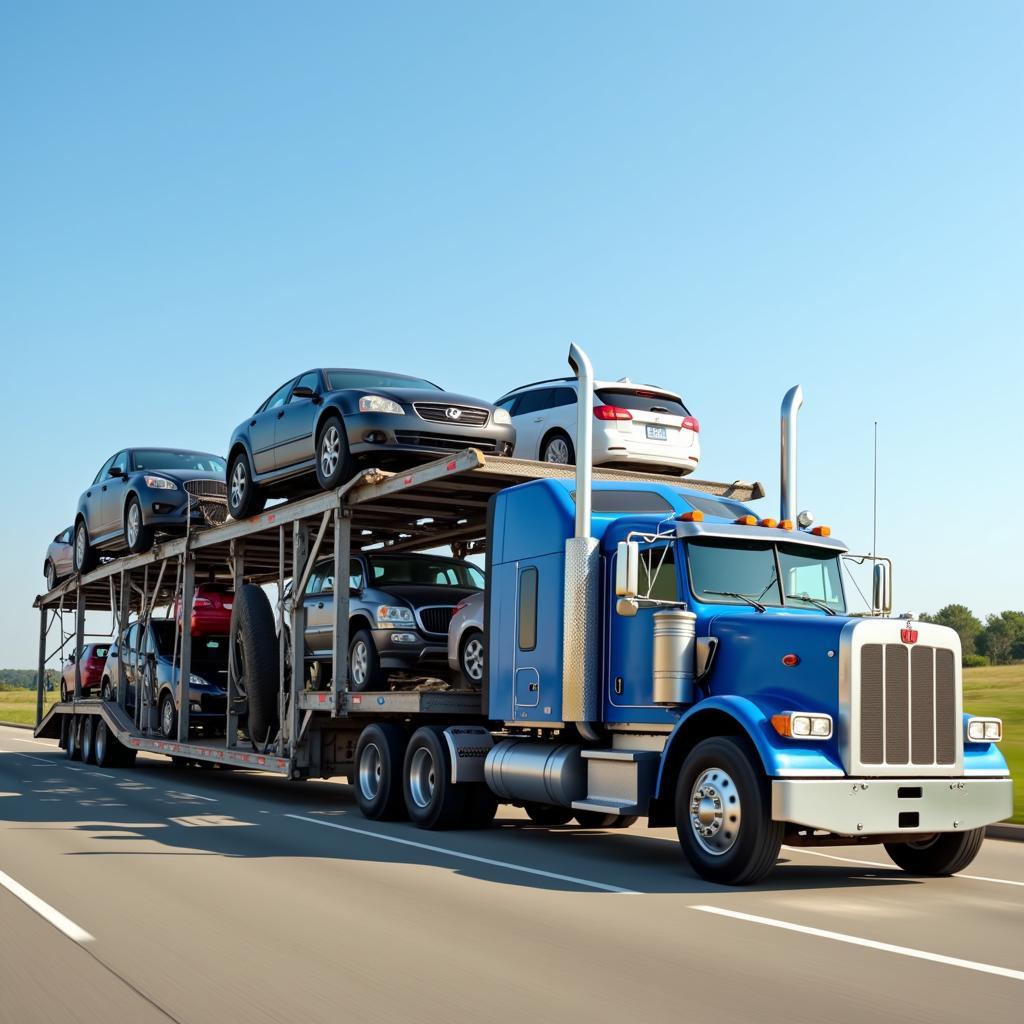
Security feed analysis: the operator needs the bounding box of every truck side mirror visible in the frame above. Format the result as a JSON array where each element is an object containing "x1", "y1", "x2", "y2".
[
  {"x1": 872, "y1": 562, "x2": 892, "y2": 617},
  {"x1": 615, "y1": 541, "x2": 639, "y2": 598}
]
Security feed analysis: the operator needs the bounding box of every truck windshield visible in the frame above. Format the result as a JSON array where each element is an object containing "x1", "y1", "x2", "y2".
[{"x1": 686, "y1": 538, "x2": 846, "y2": 613}]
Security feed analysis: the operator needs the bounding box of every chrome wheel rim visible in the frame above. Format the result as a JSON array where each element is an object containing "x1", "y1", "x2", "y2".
[
  {"x1": 350, "y1": 640, "x2": 368, "y2": 687},
  {"x1": 544, "y1": 437, "x2": 570, "y2": 463},
  {"x1": 463, "y1": 636, "x2": 484, "y2": 681},
  {"x1": 230, "y1": 461, "x2": 247, "y2": 511},
  {"x1": 75, "y1": 526, "x2": 86, "y2": 568},
  {"x1": 46, "y1": 565, "x2": 55, "y2": 590},
  {"x1": 127, "y1": 502, "x2": 140, "y2": 547},
  {"x1": 408, "y1": 746, "x2": 436, "y2": 809},
  {"x1": 689, "y1": 767, "x2": 741, "y2": 856},
  {"x1": 162, "y1": 698, "x2": 174, "y2": 736},
  {"x1": 358, "y1": 742, "x2": 383, "y2": 801},
  {"x1": 321, "y1": 425, "x2": 341, "y2": 478}
]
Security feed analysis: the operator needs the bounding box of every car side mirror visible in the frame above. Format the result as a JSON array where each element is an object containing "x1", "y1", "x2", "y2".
[
  {"x1": 291, "y1": 386, "x2": 320, "y2": 401},
  {"x1": 108, "y1": 466, "x2": 125, "y2": 479},
  {"x1": 68, "y1": 652, "x2": 76, "y2": 663}
]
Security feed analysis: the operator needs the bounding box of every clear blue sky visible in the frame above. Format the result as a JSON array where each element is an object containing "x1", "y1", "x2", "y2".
[{"x1": 1, "y1": 2, "x2": 1021, "y2": 667}]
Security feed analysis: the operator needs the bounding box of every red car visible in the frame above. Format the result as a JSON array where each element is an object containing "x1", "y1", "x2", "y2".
[
  {"x1": 60, "y1": 643, "x2": 110, "y2": 701},
  {"x1": 174, "y1": 583, "x2": 234, "y2": 636}
]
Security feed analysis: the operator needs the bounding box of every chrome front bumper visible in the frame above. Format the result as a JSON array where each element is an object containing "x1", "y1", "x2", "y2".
[{"x1": 771, "y1": 777, "x2": 1013, "y2": 836}]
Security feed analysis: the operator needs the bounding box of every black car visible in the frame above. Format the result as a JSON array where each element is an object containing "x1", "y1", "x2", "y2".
[
  {"x1": 73, "y1": 448, "x2": 227, "y2": 573},
  {"x1": 225, "y1": 368, "x2": 516, "y2": 519},
  {"x1": 295, "y1": 551, "x2": 484, "y2": 691},
  {"x1": 102, "y1": 619, "x2": 228, "y2": 739}
]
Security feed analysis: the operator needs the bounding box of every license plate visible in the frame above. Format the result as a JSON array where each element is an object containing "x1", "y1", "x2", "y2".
[{"x1": 646, "y1": 425, "x2": 668, "y2": 441}]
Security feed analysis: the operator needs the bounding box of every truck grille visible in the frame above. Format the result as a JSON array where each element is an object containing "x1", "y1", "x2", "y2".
[
  {"x1": 858, "y1": 642, "x2": 958, "y2": 770},
  {"x1": 184, "y1": 479, "x2": 228, "y2": 499},
  {"x1": 417, "y1": 606, "x2": 456, "y2": 635},
  {"x1": 413, "y1": 403, "x2": 490, "y2": 427}
]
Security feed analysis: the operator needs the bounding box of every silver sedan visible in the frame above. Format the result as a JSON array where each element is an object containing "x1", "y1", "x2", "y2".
[{"x1": 447, "y1": 591, "x2": 485, "y2": 689}]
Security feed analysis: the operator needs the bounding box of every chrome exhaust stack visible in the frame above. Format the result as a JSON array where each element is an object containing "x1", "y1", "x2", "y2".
[
  {"x1": 562, "y1": 343, "x2": 600, "y2": 737},
  {"x1": 780, "y1": 385, "x2": 803, "y2": 523}
]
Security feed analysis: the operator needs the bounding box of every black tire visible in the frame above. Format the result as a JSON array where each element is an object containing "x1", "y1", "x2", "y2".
[
  {"x1": 227, "y1": 449, "x2": 266, "y2": 520},
  {"x1": 314, "y1": 415, "x2": 354, "y2": 491},
  {"x1": 674, "y1": 736, "x2": 783, "y2": 886},
  {"x1": 94, "y1": 718, "x2": 116, "y2": 768},
  {"x1": 67, "y1": 717, "x2": 81, "y2": 760},
  {"x1": 402, "y1": 726, "x2": 466, "y2": 829},
  {"x1": 72, "y1": 519, "x2": 97, "y2": 574},
  {"x1": 884, "y1": 829, "x2": 985, "y2": 876},
  {"x1": 540, "y1": 430, "x2": 575, "y2": 465},
  {"x1": 348, "y1": 629, "x2": 385, "y2": 692},
  {"x1": 45, "y1": 561, "x2": 57, "y2": 592},
  {"x1": 80, "y1": 716, "x2": 96, "y2": 765},
  {"x1": 124, "y1": 495, "x2": 155, "y2": 554},
  {"x1": 459, "y1": 629, "x2": 485, "y2": 690},
  {"x1": 60, "y1": 679, "x2": 69, "y2": 703},
  {"x1": 159, "y1": 691, "x2": 178, "y2": 740},
  {"x1": 354, "y1": 723, "x2": 408, "y2": 820},
  {"x1": 229, "y1": 584, "x2": 279, "y2": 746},
  {"x1": 101, "y1": 678, "x2": 113, "y2": 702},
  {"x1": 574, "y1": 810, "x2": 636, "y2": 829},
  {"x1": 464, "y1": 784, "x2": 499, "y2": 828},
  {"x1": 525, "y1": 803, "x2": 574, "y2": 826}
]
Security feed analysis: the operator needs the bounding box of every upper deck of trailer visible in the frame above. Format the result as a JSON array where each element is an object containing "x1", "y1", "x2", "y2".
[{"x1": 34, "y1": 449, "x2": 763, "y2": 613}]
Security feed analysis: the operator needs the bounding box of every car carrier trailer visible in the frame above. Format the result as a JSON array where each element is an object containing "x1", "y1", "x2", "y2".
[{"x1": 32, "y1": 344, "x2": 1011, "y2": 884}]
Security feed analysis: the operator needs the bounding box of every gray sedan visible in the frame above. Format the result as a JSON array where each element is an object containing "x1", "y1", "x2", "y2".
[
  {"x1": 448, "y1": 590, "x2": 485, "y2": 689},
  {"x1": 43, "y1": 526, "x2": 74, "y2": 591}
]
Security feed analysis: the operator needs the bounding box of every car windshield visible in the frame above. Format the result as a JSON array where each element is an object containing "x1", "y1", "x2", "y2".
[
  {"x1": 133, "y1": 450, "x2": 226, "y2": 473},
  {"x1": 596, "y1": 388, "x2": 690, "y2": 416},
  {"x1": 367, "y1": 556, "x2": 484, "y2": 589},
  {"x1": 686, "y1": 538, "x2": 846, "y2": 612},
  {"x1": 191, "y1": 636, "x2": 229, "y2": 675},
  {"x1": 326, "y1": 370, "x2": 441, "y2": 392},
  {"x1": 149, "y1": 620, "x2": 178, "y2": 655},
  {"x1": 91, "y1": 645, "x2": 109, "y2": 659}
]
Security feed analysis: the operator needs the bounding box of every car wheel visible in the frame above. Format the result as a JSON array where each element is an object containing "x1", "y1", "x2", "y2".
[
  {"x1": 674, "y1": 736, "x2": 783, "y2": 886},
  {"x1": 348, "y1": 629, "x2": 385, "y2": 692},
  {"x1": 228, "y1": 450, "x2": 266, "y2": 520},
  {"x1": 45, "y1": 561, "x2": 57, "y2": 591},
  {"x1": 101, "y1": 678, "x2": 113, "y2": 702},
  {"x1": 60, "y1": 679, "x2": 69, "y2": 703},
  {"x1": 159, "y1": 692, "x2": 178, "y2": 740},
  {"x1": 459, "y1": 629, "x2": 485, "y2": 690},
  {"x1": 354, "y1": 723, "x2": 408, "y2": 821},
  {"x1": 884, "y1": 829, "x2": 985, "y2": 876},
  {"x1": 315, "y1": 417, "x2": 353, "y2": 491},
  {"x1": 124, "y1": 495, "x2": 155, "y2": 554},
  {"x1": 72, "y1": 519, "x2": 97, "y2": 574},
  {"x1": 541, "y1": 431, "x2": 575, "y2": 465}
]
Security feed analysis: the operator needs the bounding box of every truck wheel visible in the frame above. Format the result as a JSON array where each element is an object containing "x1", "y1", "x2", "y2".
[
  {"x1": 94, "y1": 719, "x2": 116, "y2": 768},
  {"x1": 229, "y1": 584, "x2": 279, "y2": 746},
  {"x1": 402, "y1": 726, "x2": 466, "y2": 829},
  {"x1": 354, "y1": 723, "x2": 408, "y2": 820},
  {"x1": 228, "y1": 450, "x2": 266, "y2": 520},
  {"x1": 315, "y1": 416, "x2": 353, "y2": 490},
  {"x1": 674, "y1": 736, "x2": 783, "y2": 886},
  {"x1": 884, "y1": 829, "x2": 985, "y2": 876},
  {"x1": 80, "y1": 716, "x2": 96, "y2": 764},
  {"x1": 67, "y1": 717, "x2": 81, "y2": 760},
  {"x1": 348, "y1": 629, "x2": 385, "y2": 692},
  {"x1": 524, "y1": 803, "x2": 574, "y2": 826}
]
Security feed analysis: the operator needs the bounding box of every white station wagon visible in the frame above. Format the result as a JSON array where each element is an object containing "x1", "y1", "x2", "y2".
[{"x1": 495, "y1": 377, "x2": 701, "y2": 475}]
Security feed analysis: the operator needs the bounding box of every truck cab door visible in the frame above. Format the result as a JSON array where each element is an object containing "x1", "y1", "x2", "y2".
[{"x1": 607, "y1": 544, "x2": 680, "y2": 709}]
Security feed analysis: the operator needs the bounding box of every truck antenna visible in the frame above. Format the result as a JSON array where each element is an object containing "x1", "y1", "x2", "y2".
[{"x1": 872, "y1": 420, "x2": 878, "y2": 565}]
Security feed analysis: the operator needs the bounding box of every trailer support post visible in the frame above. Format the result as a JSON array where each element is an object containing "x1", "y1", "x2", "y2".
[
  {"x1": 289, "y1": 522, "x2": 309, "y2": 756},
  {"x1": 227, "y1": 541, "x2": 245, "y2": 749},
  {"x1": 177, "y1": 555, "x2": 195, "y2": 743},
  {"x1": 73, "y1": 588, "x2": 85, "y2": 700},
  {"x1": 116, "y1": 570, "x2": 129, "y2": 716},
  {"x1": 331, "y1": 507, "x2": 350, "y2": 716},
  {"x1": 36, "y1": 607, "x2": 47, "y2": 724}
]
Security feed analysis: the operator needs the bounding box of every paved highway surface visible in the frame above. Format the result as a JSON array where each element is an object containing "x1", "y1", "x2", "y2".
[{"x1": 1, "y1": 722, "x2": 1020, "y2": 1024}]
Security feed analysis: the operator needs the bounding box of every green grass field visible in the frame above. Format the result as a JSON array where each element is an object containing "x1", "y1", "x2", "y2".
[{"x1": 2, "y1": 664, "x2": 1020, "y2": 820}]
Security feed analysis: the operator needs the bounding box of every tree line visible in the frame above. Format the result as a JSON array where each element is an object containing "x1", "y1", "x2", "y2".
[
  {"x1": 920, "y1": 606, "x2": 1023, "y2": 666},
  {"x1": 0, "y1": 669, "x2": 59, "y2": 689}
]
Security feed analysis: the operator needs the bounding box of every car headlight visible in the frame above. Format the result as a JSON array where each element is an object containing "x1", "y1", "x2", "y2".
[
  {"x1": 493, "y1": 408, "x2": 512, "y2": 425},
  {"x1": 965, "y1": 717, "x2": 1002, "y2": 743},
  {"x1": 376, "y1": 605, "x2": 415, "y2": 628},
  {"x1": 771, "y1": 711, "x2": 833, "y2": 740},
  {"x1": 144, "y1": 475, "x2": 178, "y2": 490},
  {"x1": 359, "y1": 395, "x2": 405, "y2": 416},
  {"x1": 189, "y1": 674, "x2": 207, "y2": 687}
]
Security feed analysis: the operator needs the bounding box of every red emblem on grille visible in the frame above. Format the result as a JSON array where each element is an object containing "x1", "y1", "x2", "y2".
[{"x1": 901, "y1": 628, "x2": 918, "y2": 644}]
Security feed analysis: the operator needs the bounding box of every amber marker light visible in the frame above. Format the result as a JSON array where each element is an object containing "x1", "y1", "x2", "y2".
[
  {"x1": 679, "y1": 511, "x2": 704, "y2": 522},
  {"x1": 811, "y1": 526, "x2": 831, "y2": 537},
  {"x1": 778, "y1": 520, "x2": 794, "y2": 531},
  {"x1": 759, "y1": 518, "x2": 778, "y2": 528},
  {"x1": 734, "y1": 515, "x2": 757, "y2": 526}
]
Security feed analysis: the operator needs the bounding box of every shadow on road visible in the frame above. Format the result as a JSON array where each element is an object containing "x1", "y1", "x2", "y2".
[{"x1": 0, "y1": 747, "x2": 920, "y2": 896}]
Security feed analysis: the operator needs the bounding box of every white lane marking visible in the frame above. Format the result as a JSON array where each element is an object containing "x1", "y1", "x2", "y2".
[
  {"x1": 88, "y1": 772, "x2": 115, "y2": 779},
  {"x1": 0, "y1": 869, "x2": 94, "y2": 944},
  {"x1": 1, "y1": 736, "x2": 62, "y2": 748},
  {"x1": 5, "y1": 751, "x2": 64, "y2": 763},
  {"x1": 168, "y1": 791, "x2": 218, "y2": 803},
  {"x1": 784, "y1": 846, "x2": 1024, "y2": 889},
  {"x1": 287, "y1": 814, "x2": 639, "y2": 894},
  {"x1": 690, "y1": 905, "x2": 1024, "y2": 982}
]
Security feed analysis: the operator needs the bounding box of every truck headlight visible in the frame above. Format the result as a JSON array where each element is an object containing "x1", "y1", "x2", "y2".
[
  {"x1": 493, "y1": 408, "x2": 512, "y2": 425},
  {"x1": 771, "y1": 711, "x2": 833, "y2": 740},
  {"x1": 965, "y1": 717, "x2": 1002, "y2": 743},
  {"x1": 144, "y1": 475, "x2": 178, "y2": 490},
  {"x1": 359, "y1": 395, "x2": 405, "y2": 416},
  {"x1": 376, "y1": 605, "x2": 415, "y2": 628}
]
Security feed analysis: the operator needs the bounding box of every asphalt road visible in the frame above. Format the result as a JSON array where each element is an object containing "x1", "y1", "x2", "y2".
[{"x1": 1, "y1": 722, "x2": 1021, "y2": 1024}]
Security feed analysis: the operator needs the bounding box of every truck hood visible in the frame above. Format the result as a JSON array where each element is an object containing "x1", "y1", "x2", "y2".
[{"x1": 368, "y1": 584, "x2": 480, "y2": 608}]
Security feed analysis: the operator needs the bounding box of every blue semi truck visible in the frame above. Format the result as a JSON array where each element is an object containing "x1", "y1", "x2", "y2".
[{"x1": 36, "y1": 344, "x2": 1012, "y2": 886}]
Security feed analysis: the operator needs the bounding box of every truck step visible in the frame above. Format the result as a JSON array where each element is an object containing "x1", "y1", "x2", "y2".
[
  {"x1": 571, "y1": 798, "x2": 644, "y2": 816},
  {"x1": 576, "y1": 748, "x2": 660, "y2": 818}
]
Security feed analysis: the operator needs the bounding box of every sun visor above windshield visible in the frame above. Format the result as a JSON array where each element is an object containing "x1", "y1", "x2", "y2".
[{"x1": 674, "y1": 520, "x2": 848, "y2": 553}]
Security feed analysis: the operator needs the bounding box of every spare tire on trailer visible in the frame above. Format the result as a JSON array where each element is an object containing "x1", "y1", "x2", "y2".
[{"x1": 229, "y1": 584, "x2": 279, "y2": 747}]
